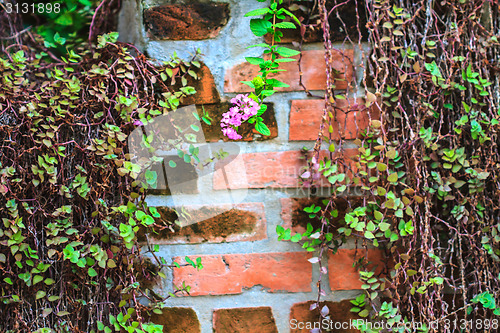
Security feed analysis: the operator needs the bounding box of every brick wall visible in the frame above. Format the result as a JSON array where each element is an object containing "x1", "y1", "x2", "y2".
[{"x1": 118, "y1": 1, "x2": 376, "y2": 332}]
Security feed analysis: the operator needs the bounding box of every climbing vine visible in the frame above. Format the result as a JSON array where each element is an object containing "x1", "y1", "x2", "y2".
[
  {"x1": 276, "y1": 0, "x2": 500, "y2": 332},
  {"x1": 221, "y1": 0, "x2": 301, "y2": 139},
  {"x1": 0, "y1": 5, "x2": 209, "y2": 332}
]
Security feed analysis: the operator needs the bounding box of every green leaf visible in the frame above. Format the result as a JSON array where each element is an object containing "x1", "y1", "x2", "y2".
[
  {"x1": 379, "y1": 222, "x2": 390, "y2": 232},
  {"x1": 244, "y1": 8, "x2": 270, "y2": 17},
  {"x1": 376, "y1": 187, "x2": 386, "y2": 196},
  {"x1": 241, "y1": 80, "x2": 255, "y2": 88},
  {"x1": 424, "y1": 61, "x2": 442, "y2": 78},
  {"x1": 266, "y1": 78, "x2": 290, "y2": 88},
  {"x1": 42, "y1": 308, "x2": 53, "y2": 318},
  {"x1": 245, "y1": 57, "x2": 265, "y2": 65},
  {"x1": 54, "y1": 13, "x2": 74, "y2": 26},
  {"x1": 407, "y1": 269, "x2": 418, "y2": 276},
  {"x1": 257, "y1": 104, "x2": 267, "y2": 116},
  {"x1": 36, "y1": 290, "x2": 46, "y2": 300},
  {"x1": 387, "y1": 173, "x2": 398, "y2": 182},
  {"x1": 275, "y1": 47, "x2": 301, "y2": 57},
  {"x1": 282, "y1": 8, "x2": 301, "y2": 25},
  {"x1": 377, "y1": 163, "x2": 387, "y2": 172},
  {"x1": 33, "y1": 275, "x2": 44, "y2": 285},
  {"x1": 88, "y1": 268, "x2": 98, "y2": 277},
  {"x1": 275, "y1": 22, "x2": 296, "y2": 29},
  {"x1": 275, "y1": 58, "x2": 297, "y2": 63},
  {"x1": 385, "y1": 199, "x2": 395, "y2": 209},
  {"x1": 255, "y1": 122, "x2": 271, "y2": 136},
  {"x1": 250, "y1": 19, "x2": 272, "y2": 36},
  {"x1": 247, "y1": 43, "x2": 270, "y2": 49},
  {"x1": 358, "y1": 309, "x2": 370, "y2": 317},
  {"x1": 364, "y1": 231, "x2": 375, "y2": 239}
]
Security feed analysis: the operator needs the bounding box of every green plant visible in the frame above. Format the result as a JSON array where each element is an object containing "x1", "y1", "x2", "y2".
[
  {"x1": 277, "y1": 0, "x2": 500, "y2": 332},
  {"x1": 221, "y1": 0, "x2": 300, "y2": 139},
  {"x1": 19, "y1": 0, "x2": 100, "y2": 55},
  {"x1": 0, "y1": 33, "x2": 210, "y2": 332}
]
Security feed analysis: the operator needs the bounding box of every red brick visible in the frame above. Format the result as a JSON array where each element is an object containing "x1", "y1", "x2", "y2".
[
  {"x1": 144, "y1": 4, "x2": 229, "y2": 40},
  {"x1": 290, "y1": 300, "x2": 360, "y2": 332},
  {"x1": 213, "y1": 150, "x2": 358, "y2": 190},
  {"x1": 172, "y1": 252, "x2": 312, "y2": 296},
  {"x1": 213, "y1": 307, "x2": 278, "y2": 333},
  {"x1": 145, "y1": 307, "x2": 201, "y2": 333},
  {"x1": 289, "y1": 99, "x2": 381, "y2": 141},
  {"x1": 179, "y1": 63, "x2": 220, "y2": 105},
  {"x1": 328, "y1": 249, "x2": 386, "y2": 290},
  {"x1": 142, "y1": 203, "x2": 267, "y2": 244},
  {"x1": 224, "y1": 50, "x2": 354, "y2": 93}
]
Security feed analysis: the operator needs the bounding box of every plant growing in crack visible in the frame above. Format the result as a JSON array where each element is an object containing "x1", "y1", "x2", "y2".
[{"x1": 221, "y1": 0, "x2": 301, "y2": 139}]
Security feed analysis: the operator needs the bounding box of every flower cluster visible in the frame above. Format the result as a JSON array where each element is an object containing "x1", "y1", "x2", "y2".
[{"x1": 221, "y1": 94, "x2": 259, "y2": 140}]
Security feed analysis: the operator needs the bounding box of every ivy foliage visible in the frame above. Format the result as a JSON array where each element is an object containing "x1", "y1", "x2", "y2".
[
  {"x1": 0, "y1": 32, "x2": 207, "y2": 332},
  {"x1": 27, "y1": 0, "x2": 99, "y2": 53},
  {"x1": 277, "y1": 0, "x2": 500, "y2": 331}
]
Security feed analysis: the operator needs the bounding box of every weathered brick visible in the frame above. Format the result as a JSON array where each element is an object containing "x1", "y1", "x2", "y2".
[
  {"x1": 179, "y1": 63, "x2": 220, "y2": 105},
  {"x1": 265, "y1": 1, "x2": 368, "y2": 44},
  {"x1": 140, "y1": 203, "x2": 267, "y2": 244},
  {"x1": 265, "y1": 26, "x2": 322, "y2": 44},
  {"x1": 213, "y1": 150, "x2": 358, "y2": 190},
  {"x1": 328, "y1": 249, "x2": 386, "y2": 290},
  {"x1": 135, "y1": 257, "x2": 161, "y2": 290},
  {"x1": 290, "y1": 300, "x2": 360, "y2": 332},
  {"x1": 280, "y1": 197, "x2": 360, "y2": 235},
  {"x1": 146, "y1": 157, "x2": 198, "y2": 195},
  {"x1": 144, "y1": 3, "x2": 229, "y2": 40},
  {"x1": 280, "y1": 197, "x2": 327, "y2": 235},
  {"x1": 213, "y1": 307, "x2": 278, "y2": 333},
  {"x1": 224, "y1": 50, "x2": 353, "y2": 93},
  {"x1": 198, "y1": 103, "x2": 277, "y2": 142},
  {"x1": 172, "y1": 252, "x2": 312, "y2": 296},
  {"x1": 144, "y1": 307, "x2": 201, "y2": 333},
  {"x1": 289, "y1": 99, "x2": 381, "y2": 141}
]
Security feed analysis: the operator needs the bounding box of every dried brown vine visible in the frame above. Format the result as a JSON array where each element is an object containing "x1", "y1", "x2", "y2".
[{"x1": 295, "y1": 0, "x2": 500, "y2": 332}]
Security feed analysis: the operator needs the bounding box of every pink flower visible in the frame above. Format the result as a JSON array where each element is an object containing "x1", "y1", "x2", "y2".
[
  {"x1": 221, "y1": 94, "x2": 260, "y2": 140},
  {"x1": 222, "y1": 126, "x2": 242, "y2": 140}
]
